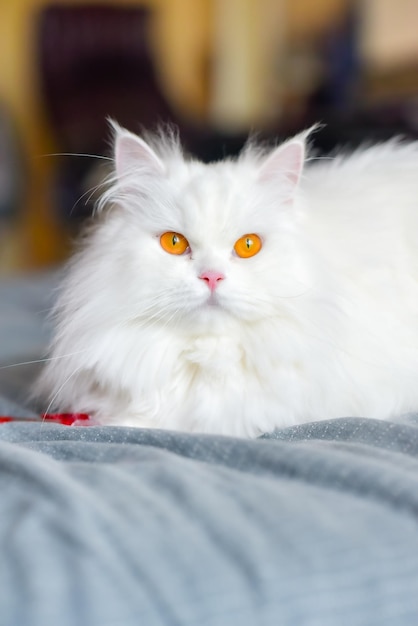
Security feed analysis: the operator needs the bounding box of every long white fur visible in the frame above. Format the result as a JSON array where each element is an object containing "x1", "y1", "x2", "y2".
[{"x1": 37, "y1": 123, "x2": 418, "y2": 437}]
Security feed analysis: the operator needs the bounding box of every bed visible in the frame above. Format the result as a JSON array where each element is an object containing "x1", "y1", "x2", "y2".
[{"x1": 1, "y1": 271, "x2": 418, "y2": 625}]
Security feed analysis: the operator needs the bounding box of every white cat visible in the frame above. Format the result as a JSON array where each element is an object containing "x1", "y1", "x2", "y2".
[{"x1": 37, "y1": 122, "x2": 418, "y2": 437}]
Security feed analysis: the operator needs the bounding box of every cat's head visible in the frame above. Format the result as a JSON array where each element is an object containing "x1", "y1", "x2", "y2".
[{"x1": 92, "y1": 123, "x2": 312, "y2": 329}]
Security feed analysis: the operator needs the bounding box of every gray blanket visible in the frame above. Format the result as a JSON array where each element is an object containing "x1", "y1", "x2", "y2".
[
  {"x1": 1, "y1": 418, "x2": 418, "y2": 625},
  {"x1": 1, "y1": 274, "x2": 418, "y2": 625}
]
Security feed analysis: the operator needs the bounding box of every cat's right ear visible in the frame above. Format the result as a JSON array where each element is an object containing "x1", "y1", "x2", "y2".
[
  {"x1": 111, "y1": 121, "x2": 165, "y2": 179},
  {"x1": 258, "y1": 139, "x2": 305, "y2": 189}
]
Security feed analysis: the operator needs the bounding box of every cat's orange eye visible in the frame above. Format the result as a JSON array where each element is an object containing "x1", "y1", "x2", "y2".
[
  {"x1": 160, "y1": 232, "x2": 189, "y2": 255},
  {"x1": 234, "y1": 234, "x2": 262, "y2": 258}
]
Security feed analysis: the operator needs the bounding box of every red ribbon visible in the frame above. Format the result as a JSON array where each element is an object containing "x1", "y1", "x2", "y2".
[{"x1": 0, "y1": 414, "x2": 91, "y2": 426}]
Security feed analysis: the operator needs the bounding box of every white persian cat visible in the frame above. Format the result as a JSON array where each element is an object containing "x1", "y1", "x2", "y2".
[{"x1": 38, "y1": 122, "x2": 418, "y2": 438}]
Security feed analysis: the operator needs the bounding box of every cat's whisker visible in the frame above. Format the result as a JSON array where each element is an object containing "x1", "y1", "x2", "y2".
[
  {"x1": 306, "y1": 156, "x2": 334, "y2": 163},
  {"x1": 277, "y1": 288, "x2": 313, "y2": 300},
  {"x1": 42, "y1": 364, "x2": 84, "y2": 419},
  {"x1": 0, "y1": 350, "x2": 89, "y2": 371},
  {"x1": 39, "y1": 152, "x2": 113, "y2": 161},
  {"x1": 157, "y1": 305, "x2": 184, "y2": 331},
  {"x1": 124, "y1": 303, "x2": 183, "y2": 329},
  {"x1": 121, "y1": 291, "x2": 187, "y2": 320},
  {"x1": 70, "y1": 179, "x2": 112, "y2": 217},
  {"x1": 37, "y1": 151, "x2": 114, "y2": 217},
  {"x1": 227, "y1": 288, "x2": 312, "y2": 317}
]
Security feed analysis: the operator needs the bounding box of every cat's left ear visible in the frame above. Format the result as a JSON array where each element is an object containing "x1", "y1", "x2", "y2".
[
  {"x1": 111, "y1": 121, "x2": 165, "y2": 179},
  {"x1": 258, "y1": 138, "x2": 305, "y2": 190}
]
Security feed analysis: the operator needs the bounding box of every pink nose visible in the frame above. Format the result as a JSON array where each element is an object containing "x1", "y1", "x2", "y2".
[{"x1": 199, "y1": 270, "x2": 225, "y2": 292}]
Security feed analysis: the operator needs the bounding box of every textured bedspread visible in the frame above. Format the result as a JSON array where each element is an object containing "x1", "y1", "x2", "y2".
[
  {"x1": 0, "y1": 417, "x2": 418, "y2": 625},
  {"x1": 1, "y1": 273, "x2": 418, "y2": 625}
]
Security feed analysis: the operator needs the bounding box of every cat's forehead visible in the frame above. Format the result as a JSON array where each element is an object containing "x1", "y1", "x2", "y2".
[
  {"x1": 165, "y1": 159, "x2": 269, "y2": 238},
  {"x1": 169, "y1": 159, "x2": 243, "y2": 194},
  {"x1": 179, "y1": 161, "x2": 241, "y2": 205}
]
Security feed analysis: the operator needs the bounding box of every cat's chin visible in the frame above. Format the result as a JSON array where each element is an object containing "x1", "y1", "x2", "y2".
[
  {"x1": 187, "y1": 294, "x2": 231, "y2": 327},
  {"x1": 198, "y1": 298, "x2": 226, "y2": 316},
  {"x1": 192, "y1": 294, "x2": 256, "y2": 327},
  {"x1": 205, "y1": 292, "x2": 222, "y2": 307}
]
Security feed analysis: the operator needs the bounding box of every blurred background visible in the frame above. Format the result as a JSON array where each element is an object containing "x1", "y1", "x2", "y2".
[{"x1": 1, "y1": 0, "x2": 418, "y2": 275}]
